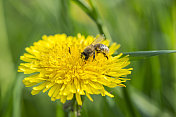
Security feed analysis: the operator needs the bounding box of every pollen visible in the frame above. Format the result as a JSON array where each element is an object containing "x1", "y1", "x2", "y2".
[{"x1": 18, "y1": 33, "x2": 133, "y2": 105}]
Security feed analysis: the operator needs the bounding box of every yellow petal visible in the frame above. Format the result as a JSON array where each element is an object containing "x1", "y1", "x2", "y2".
[
  {"x1": 31, "y1": 90, "x2": 41, "y2": 95},
  {"x1": 67, "y1": 93, "x2": 74, "y2": 100},
  {"x1": 52, "y1": 85, "x2": 61, "y2": 98},
  {"x1": 89, "y1": 81, "x2": 103, "y2": 89},
  {"x1": 86, "y1": 93, "x2": 93, "y2": 102},
  {"x1": 33, "y1": 82, "x2": 47, "y2": 90},
  {"x1": 105, "y1": 91, "x2": 114, "y2": 98},
  {"x1": 76, "y1": 93, "x2": 82, "y2": 105},
  {"x1": 48, "y1": 84, "x2": 58, "y2": 97},
  {"x1": 60, "y1": 96, "x2": 67, "y2": 103},
  {"x1": 43, "y1": 82, "x2": 55, "y2": 93}
]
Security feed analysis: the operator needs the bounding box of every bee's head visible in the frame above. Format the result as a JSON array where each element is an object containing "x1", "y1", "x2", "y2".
[{"x1": 81, "y1": 52, "x2": 89, "y2": 60}]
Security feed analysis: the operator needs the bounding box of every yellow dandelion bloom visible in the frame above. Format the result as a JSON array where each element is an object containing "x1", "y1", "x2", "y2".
[{"x1": 18, "y1": 33, "x2": 132, "y2": 105}]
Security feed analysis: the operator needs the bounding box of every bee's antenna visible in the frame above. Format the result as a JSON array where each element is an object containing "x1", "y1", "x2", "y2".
[{"x1": 68, "y1": 47, "x2": 71, "y2": 54}]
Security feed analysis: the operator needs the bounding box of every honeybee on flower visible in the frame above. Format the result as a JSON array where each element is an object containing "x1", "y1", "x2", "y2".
[{"x1": 81, "y1": 35, "x2": 109, "y2": 60}]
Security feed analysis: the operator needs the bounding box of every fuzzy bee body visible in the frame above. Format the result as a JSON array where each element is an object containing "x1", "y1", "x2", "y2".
[
  {"x1": 94, "y1": 44, "x2": 109, "y2": 54},
  {"x1": 81, "y1": 35, "x2": 109, "y2": 60},
  {"x1": 81, "y1": 45, "x2": 95, "y2": 60}
]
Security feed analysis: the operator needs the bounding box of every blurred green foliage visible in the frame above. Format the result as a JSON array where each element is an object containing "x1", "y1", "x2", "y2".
[{"x1": 0, "y1": 0, "x2": 176, "y2": 117}]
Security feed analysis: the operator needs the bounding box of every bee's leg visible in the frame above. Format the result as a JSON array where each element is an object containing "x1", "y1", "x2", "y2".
[
  {"x1": 93, "y1": 51, "x2": 95, "y2": 60},
  {"x1": 103, "y1": 53, "x2": 108, "y2": 59}
]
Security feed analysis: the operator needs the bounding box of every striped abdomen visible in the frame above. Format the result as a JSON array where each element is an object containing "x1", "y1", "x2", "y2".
[{"x1": 94, "y1": 44, "x2": 109, "y2": 54}]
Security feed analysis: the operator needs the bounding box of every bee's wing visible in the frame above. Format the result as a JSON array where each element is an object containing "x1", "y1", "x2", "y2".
[{"x1": 91, "y1": 35, "x2": 105, "y2": 45}]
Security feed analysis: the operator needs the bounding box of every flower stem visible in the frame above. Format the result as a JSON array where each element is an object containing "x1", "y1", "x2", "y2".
[
  {"x1": 68, "y1": 96, "x2": 81, "y2": 117},
  {"x1": 73, "y1": 101, "x2": 79, "y2": 117}
]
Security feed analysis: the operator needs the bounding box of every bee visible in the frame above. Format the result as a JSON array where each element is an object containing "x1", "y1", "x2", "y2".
[{"x1": 81, "y1": 35, "x2": 109, "y2": 60}]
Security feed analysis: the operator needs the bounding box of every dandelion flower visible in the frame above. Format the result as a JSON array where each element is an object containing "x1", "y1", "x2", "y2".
[{"x1": 18, "y1": 33, "x2": 132, "y2": 105}]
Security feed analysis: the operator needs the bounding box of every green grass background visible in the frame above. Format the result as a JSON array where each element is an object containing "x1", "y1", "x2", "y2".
[{"x1": 0, "y1": 0, "x2": 176, "y2": 117}]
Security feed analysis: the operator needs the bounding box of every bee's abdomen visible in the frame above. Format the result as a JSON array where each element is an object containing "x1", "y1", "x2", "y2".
[{"x1": 94, "y1": 44, "x2": 109, "y2": 54}]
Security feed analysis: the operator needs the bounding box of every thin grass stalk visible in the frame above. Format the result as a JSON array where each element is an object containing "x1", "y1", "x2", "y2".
[
  {"x1": 72, "y1": 0, "x2": 112, "y2": 41},
  {"x1": 13, "y1": 73, "x2": 23, "y2": 117},
  {"x1": 0, "y1": 0, "x2": 16, "y2": 116},
  {"x1": 122, "y1": 88, "x2": 138, "y2": 117}
]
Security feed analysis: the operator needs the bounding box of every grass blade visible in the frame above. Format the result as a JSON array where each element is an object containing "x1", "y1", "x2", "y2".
[
  {"x1": 13, "y1": 73, "x2": 24, "y2": 117},
  {"x1": 122, "y1": 50, "x2": 176, "y2": 57},
  {"x1": 130, "y1": 87, "x2": 174, "y2": 117}
]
